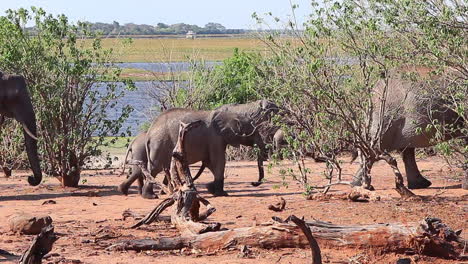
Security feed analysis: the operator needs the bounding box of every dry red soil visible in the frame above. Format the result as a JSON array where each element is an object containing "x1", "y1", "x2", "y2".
[{"x1": 0, "y1": 156, "x2": 467, "y2": 264}]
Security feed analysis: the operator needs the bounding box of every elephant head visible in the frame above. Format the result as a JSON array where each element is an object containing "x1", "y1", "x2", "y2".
[
  {"x1": 0, "y1": 73, "x2": 42, "y2": 186},
  {"x1": 211, "y1": 111, "x2": 261, "y2": 148}
]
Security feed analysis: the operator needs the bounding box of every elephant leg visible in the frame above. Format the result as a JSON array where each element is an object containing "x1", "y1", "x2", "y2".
[
  {"x1": 251, "y1": 153, "x2": 264, "y2": 187},
  {"x1": 118, "y1": 165, "x2": 141, "y2": 195},
  {"x1": 402, "y1": 148, "x2": 432, "y2": 189},
  {"x1": 2, "y1": 166, "x2": 12, "y2": 177},
  {"x1": 206, "y1": 152, "x2": 228, "y2": 196},
  {"x1": 118, "y1": 165, "x2": 157, "y2": 199},
  {"x1": 137, "y1": 173, "x2": 144, "y2": 195},
  {"x1": 141, "y1": 181, "x2": 157, "y2": 199}
]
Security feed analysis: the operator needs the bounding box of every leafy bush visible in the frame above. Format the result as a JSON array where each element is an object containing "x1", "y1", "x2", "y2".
[
  {"x1": 0, "y1": 7, "x2": 134, "y2": 186},
  {"x1": 148, "y1": 49, "x2": 263, "y2": 111},
  {"x1": 0, "y1": 119, "x2": 28, "y2": 175}
]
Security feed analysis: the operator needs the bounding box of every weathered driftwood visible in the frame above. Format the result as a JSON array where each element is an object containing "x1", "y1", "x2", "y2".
[
  {"x1": 380, "y1": 154, "x2": 416, "y2": 199},
  {"x1": 113, "y1": 217, "x2": 465, "y2": 259},
  {"x1": 268, "y1": 197, "x2": 286, "y2": 212},
  {"x1": 19, "y1": 225, "x2": 58, "y2": 264},
  {"x1": 289, "y1": 215, "x2": 322, "y2": 264}
]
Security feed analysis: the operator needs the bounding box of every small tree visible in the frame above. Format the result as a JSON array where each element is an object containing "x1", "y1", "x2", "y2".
[{"x1": 0, "y1": 7, "x2": 134, "y2": 187}]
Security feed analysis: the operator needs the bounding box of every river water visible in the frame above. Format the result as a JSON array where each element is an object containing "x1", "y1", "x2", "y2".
[{"x1": 98, "y1": 62, "x2": 221, "y2": 136}]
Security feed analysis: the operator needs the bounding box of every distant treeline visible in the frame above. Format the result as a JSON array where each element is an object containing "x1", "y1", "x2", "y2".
[{"x1": 87, "y1": 21, "x2": 248, "y2": 35}]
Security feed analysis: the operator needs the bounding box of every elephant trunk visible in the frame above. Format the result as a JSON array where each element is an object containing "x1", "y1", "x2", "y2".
[
  {"x1": 24, "y1": 125, "x2": 42, "y2": 186},
  {"x1": 13, "y1": 78, "x2": 42, "y2": 186}
]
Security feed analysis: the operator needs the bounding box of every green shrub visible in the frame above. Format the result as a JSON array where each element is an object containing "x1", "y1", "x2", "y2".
[{"x1": 0, "y1": 7, "x2": 134, "y2": 186}]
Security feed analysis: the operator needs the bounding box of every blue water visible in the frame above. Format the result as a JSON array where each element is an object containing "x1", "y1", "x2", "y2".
[
  {"x1": 97, "y1": 62, "x2": 222, "y2": 136},
  {"x1": 116, "y1": 61, "x2": 222, "y2": 72}
]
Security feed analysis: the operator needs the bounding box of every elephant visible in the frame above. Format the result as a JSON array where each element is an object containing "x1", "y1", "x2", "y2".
[
  {"x1": 126, "y1": 108, "x2": 263, "y2": 197},
  {"x1": 118, "y1": 131, "x2": 205, "y2": 199},
  {"x1": 0, "y1": 72, "x2": 42, "y2": 186},
  {"x1": 352, "y1": 66, "x2": 465, "y2": 189},
  {"x1": 214, "y1": 99, "x2": 279, "y2": 185}
]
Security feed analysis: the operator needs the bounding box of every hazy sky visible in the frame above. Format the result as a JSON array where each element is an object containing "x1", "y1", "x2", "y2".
[{"x1": 1, "y1": 0, "x2": 313, "y2": 29}]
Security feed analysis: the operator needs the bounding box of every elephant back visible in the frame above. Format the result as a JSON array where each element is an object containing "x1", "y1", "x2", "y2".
[{"x1": 372, "y1": 66, "x2": 461, "y2": 150}]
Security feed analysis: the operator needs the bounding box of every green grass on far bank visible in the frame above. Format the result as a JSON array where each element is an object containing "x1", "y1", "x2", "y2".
[
  {"x1": 119, "y1": 68, "x2": 189, "y2": 81},
  {"x1": 98, "y1": 137, "x2": 133, "y2": 156},
  {"x1": 99, "y1": 37, "x2": 268, "y2": 62}
]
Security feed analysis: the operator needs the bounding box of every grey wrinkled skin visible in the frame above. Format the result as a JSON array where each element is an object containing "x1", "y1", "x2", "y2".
[
  {"x1": 119, "y1": 131, "x2": 206, "y2": 199},
  {"x1": 215, "y1": 99, "x2": 279, "y2": 186},
  {"x1": 273, "y1": 129, "x2": 286, "y2": 151},
  {"x1": 0, "y1": 72, "x2": 42, "y2": 186},
  {"x1": 118, "y1": 132, "x2": 154, "y2": 198},
  {"x1": 352, "y1": 67, "x2": 465, "y2": 189},
  {"x1": 124, "y1": 108, "x2": 263, "y2": 197}
]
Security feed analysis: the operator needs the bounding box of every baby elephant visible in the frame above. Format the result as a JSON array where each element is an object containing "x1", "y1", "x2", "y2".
[
  {"x1": 119, "y1": 131, "x2": 206, "y2": 199},
  {"x1": 118, "y1": 132, "x2": 155, "y2": 199}
]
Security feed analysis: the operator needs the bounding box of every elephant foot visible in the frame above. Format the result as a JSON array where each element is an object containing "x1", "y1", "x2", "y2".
[
  {"x1": 141, "y1": 183, "x2": 158, "y2": 199},
  {"x1": 27, "y1": 176, "x2": 41, "y2": 186},
  {"x1": 141, "y1": 192, "x2": 158, "y2": 199},
  {"x1": 350, "y1": 177, "x2": 375, "y2": 191},
  {"x1": 251, "y1": 181, "x2": 262, "y2": 187},
  {"x1": 118, "y1": 183, "x2": 129, "y2": 195},
  {"x1": 408, "y1": 176, "x2": 432, "y2": 189},
  {"x1": 207, "y1": 182, "x2": 228, "y2": 196}
]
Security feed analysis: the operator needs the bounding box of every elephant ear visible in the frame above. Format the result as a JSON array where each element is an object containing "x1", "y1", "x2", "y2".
[{"x1": 211, "y1": 111, "x2": 244, "y2": 147}]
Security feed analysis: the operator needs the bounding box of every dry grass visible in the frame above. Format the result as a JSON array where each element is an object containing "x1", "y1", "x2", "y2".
[{"x1": 97, "y1": 37, "x2": 268, "y2": 62}]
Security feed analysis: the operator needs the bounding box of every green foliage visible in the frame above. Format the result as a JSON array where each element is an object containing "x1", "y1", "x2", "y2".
[
  {"x1": 153, "y1": 49, "x2": 264, "y2": 110},
  {"x1": 86, "y1": 21, "x2": 245, "y2": 35},
  {"x1": 192, "y1": 48, "x2": 263, "y2": 109},
  {"x1": 0, "y1": 119, "x2": 28, "y2": 171},
  {"x1": 0, "y1": 7, "x2": 134, "y2": 186},
  {"x1": 251, "y1": 0, "x2": 467, "y2": 190}
]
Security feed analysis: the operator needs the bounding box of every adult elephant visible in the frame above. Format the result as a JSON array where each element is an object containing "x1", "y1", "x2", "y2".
[
  {"x1": 0, "y1": 72, "x2": 42, "y2": 186},
  {"x1": 352, "y1": 67, "x2": 465, "y2": 189},
  {"x1": 214, "y1": 99, "x2": 279, "y2": 185},
  {"x1": 120, "y1": 108, "x2": 263, "y2": 197}
]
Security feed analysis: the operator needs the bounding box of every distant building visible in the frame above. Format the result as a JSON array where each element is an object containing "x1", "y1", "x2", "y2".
[{"x1": 186, "y1": 31, "x2": 197, "y2": 39}]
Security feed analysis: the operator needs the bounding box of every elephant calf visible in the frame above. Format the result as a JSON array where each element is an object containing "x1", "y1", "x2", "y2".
[{"x1": 119, "y1": 131, "x2": 206, "y2": 199}]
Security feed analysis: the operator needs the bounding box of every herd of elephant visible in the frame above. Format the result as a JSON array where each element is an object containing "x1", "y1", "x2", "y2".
[{"x1": 0, "y1": 67, "x2": 465, "y2": 198}]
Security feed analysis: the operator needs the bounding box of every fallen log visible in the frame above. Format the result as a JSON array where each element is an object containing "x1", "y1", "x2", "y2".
[
  {"x1": 112, "y1": 217, "x2": 465, "y2": 259},
  {"x1": 121, "y1": 121, "x2": 464, "y2": 261},
  {"x1": 19, "y1": 225, "x2": 58, "y2": 264}
]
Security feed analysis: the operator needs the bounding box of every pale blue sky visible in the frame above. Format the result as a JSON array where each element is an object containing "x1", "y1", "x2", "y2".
[{"x1": 1, "y1": 0, "x2": 314, "y2": 29}]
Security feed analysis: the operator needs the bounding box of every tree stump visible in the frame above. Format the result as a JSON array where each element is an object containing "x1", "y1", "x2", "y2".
[
  {"x1": 19, "y1": 225, "x2": 57, "y2": 264},
  {"x1": 131, "y1": 121, "x2": 219, "y2": 235}
]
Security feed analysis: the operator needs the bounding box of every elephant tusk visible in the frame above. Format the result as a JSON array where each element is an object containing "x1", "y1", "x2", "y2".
[{"x1": 21, "y1": 122, "x2": 39, "y2": 141}]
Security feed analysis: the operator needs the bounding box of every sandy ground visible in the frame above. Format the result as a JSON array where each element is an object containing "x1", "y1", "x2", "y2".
[{"x1": 0, "y1": 156, "x2": 467, "y2": 264}]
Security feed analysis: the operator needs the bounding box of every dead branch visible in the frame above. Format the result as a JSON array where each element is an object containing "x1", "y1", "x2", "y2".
[
  {"x1": 379, "y1": 153, "x2": 417, "y2": 199},
  {"x1": 288, "y1": 215, "x2": 322, "y2": 264},
  {"x1": 131, "y1": 121, "x2": 220, "y2": 235},
  {"x1": 19, "y1": 225, "x2": 58, "y2": 264},
  {"x1": 347, "y1": 186, "x2": 381, "y2": 202},
  {"x1": 268, "y1": 197, "x2": 286, "y2": 212}
]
